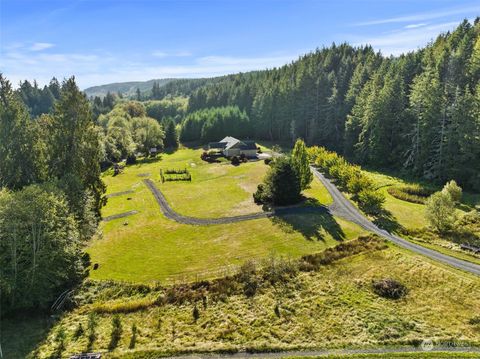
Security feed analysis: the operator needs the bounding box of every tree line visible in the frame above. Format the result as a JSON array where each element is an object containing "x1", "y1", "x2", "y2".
[
  {"x1": 0, "y1": 75, "x2": 105, "y2": 313},
  {"x1": 183, "y1": 19, "x2": 480, "y2": 191}
]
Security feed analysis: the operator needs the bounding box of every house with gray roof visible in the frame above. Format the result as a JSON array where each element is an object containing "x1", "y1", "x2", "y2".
[{"x1": 208, "y1": 136, "x2": 257, "y2": 158}]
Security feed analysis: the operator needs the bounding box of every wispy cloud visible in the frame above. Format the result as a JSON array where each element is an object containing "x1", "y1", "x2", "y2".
[
  {"x1": 29, "y1": 42, "x2": 55, "y2": 51},
  {"x1": 0, "y1": 43, "x2": 301, "y2": 89},
  {"x1": 151, "y1": 50, "x2": 192, "y2": 58},
  {"x1": 404, "y1": 23, "x2": 428, "y2": 29},
  {"x1": 356, "y1": 5, "x2": 479, "y2": 26},
  {"x1": 351, "y1": 21, "x2": 464, "y2": 55}
]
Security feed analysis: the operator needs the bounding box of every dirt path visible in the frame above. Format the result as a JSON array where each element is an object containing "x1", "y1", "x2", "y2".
[
  {"x1": 143, "y1": 179, "x2": 328, "y2": 225},
  {"x1": 311, "y1": 167, "x2": 480, "y2": 276}
]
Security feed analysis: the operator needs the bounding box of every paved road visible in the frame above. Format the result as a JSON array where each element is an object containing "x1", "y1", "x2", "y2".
[
  {"x1": 311, "y1": 167, "x2": 480, "y2": 276},
  {"x1": 144, "y1": 179, "x2": 328, "y2": 225}
]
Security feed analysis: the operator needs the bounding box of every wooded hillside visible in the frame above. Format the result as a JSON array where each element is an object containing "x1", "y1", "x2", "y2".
[{"x1": 184, "y1": 19, "x2": 480, "y2": 190}]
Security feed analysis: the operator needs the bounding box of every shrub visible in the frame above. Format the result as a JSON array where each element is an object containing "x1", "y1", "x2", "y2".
[
  {"x1": 262, "y1": 256, "x2": 298, "y2": 286},
  {"x1": 108, "y1": 315, "x2": 123, "y2": 350},
  {"x1": 126, "y1": 153, "x2": 137, "y2": 165},
  {"x1": 358, "y1": 189, "x2": 385, "y2": 215},
  {"x1": 425, "y1": 191, "x2": 457, "y2": 233},
  {"x1": 231, "y1": 156, "x2": 240, "y2": 165},
  {"x1": 92, "y1": 296, "x2": 157, "y2": 314},
  {"x1": 372, "y1": 278, "x2": 408, "y2": 299},
  {"x1": 264, "y1": 158, "x2": 272, "y2": 165},
  {"x1": 192, "y1": 304, "x2": 200, "y2": 322},
  {"x1": 442, "y1": 180, "x2": 462, "y2": 203},
  {"x1": 347, "y1": 172, "x2": 374, "y2": 197},
  {"x1": 253, "y1": 183, "x2": 271, "y2": 204},
  {"x1": 238, "y1": 260, "x2": 259, "y2": 297},
  {"x1": 387, "y1": 184, "x2": 434, "y2": 204}
]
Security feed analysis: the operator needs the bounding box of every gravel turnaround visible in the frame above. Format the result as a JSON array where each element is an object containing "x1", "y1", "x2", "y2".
[{"x1": 311, "y1": 167, "x2": 480, "y2": 276}]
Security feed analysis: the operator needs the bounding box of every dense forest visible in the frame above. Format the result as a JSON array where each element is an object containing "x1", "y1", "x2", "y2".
[
  {"x1": 181, "y1": 19, "x2": 480, "y2": 190},
  {"x1": 0, "y1": 76, "x2": 105, "y2": 313},
  {"x1": 8, "y1": 18, "x2": 480, "y2": 193}
]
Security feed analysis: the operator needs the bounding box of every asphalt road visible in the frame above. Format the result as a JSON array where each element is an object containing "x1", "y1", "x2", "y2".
[{"x1": 311, "y1": 167, "x2": 480, "y2": 276}]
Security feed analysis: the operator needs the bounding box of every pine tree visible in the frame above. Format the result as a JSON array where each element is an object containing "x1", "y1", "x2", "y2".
[
  {"x1": 0, "y1": 75, "x2": 42, "y2": 189},
  {"x1": 291, "y1": 139, "x2": 313, "y2": 190},
  {"x1": 163, "y1": 118, "x2": 178, "y2": 149},
  {"x1": 49, "y1": 77, "x2": 106, "y2": 218}
]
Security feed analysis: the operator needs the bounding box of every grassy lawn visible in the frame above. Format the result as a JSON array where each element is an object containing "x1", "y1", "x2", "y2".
[
  {"x1": 21, "y1": 244, "x2": 480, "y2": 359},
  {"x1": 89, "y1": 148, "x2": 358, "y2": 283}
]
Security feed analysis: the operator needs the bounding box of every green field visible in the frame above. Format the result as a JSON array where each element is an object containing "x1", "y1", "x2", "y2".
[
  {"x1": 14, "y1": 242, "x2": 480, "y2": 359},
  {"x1": 89, "y1": 148, "x2": 363, "y2": 283}
]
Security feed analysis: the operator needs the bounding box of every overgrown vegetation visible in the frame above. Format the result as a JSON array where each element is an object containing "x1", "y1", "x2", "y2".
[
  {"x1": 12, "y1": 235, "x2": 480, "y2": 358},
  {"x1": 372, "y1": 278, "x2": 408, "y2": 299}
]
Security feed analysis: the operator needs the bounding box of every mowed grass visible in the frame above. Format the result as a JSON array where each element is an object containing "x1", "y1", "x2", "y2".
[
  {"x1": 364, "y1": 169, "x2": 480, "y2": 230},
  {"x1": 89, "y1": 148, "x2": 357, "y2": 283},
  {"x1": 26, "y1": 245, "x2": 480, "y2": 359}
]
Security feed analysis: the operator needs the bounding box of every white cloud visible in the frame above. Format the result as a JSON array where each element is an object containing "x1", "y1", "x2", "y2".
[
  {"x1": 404, "y1": 23, "x2": 428, "y2": 29},
  {"x1": 0, "y1": 45, "x2": 302, "y2": 89},
  {"x1": 29, "y1": 42, "x2": 55, "y2": 51},
  {"x1": 355, "y1": 5, "x2": 479, "y2": 26},
  {"x1": 351, "y1": 21, "x2": 463, "y2": 55},
  {"x1": 151, "y1": 50, "x2": 192, "y2": 58}
]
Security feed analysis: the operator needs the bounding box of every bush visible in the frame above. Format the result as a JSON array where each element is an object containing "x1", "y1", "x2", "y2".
[
  {"x1": 253, "y1": 183, "x2": 271, "y2": 204},
  {"x1": 192, "y1": 304, "x2": 200, "y2": 322},
  {"x1": 231, "y1": 156, "x2": 240, "y2": 165},
  {"x1": 387, "y1": 184, "x2": 434, "y2": 204},
  {"x1": 372, "y1": 278, "x2": 408, "y2": 299},
  {"x1": 238, "y1": 260, "x2": 259, "y2": 297},
  {"x1": 425, "y1": 191, "x2": 456, "y2": 233},
  {"x1": 442, "y1": 180, "x2": 462, "y2": 203},
  {"x1": 358, "y1": 189, "x2": 385, "y2": 215},
  {"x1": 126, "y1": 153, "x2": 137, "y2": 165},
  {"x1": 264, "y1": 158, "x2": 272, "y2": 165}
]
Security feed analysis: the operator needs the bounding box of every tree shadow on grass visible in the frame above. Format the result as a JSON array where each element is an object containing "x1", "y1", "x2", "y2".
[
  {"x1": 372, "y1": 209, "x2": 405, "y2": 235},
  {"x1": 271, "y1": 208, "x2": 345, "y2": 242},
  {"x1": 1, "y1": 313, "x2": 54, "y2": 359}
]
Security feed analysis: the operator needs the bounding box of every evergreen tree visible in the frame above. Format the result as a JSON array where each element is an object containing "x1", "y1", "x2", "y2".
[
  {"x1": 163, "y1": 118, "x2": 179, "y2": 148},
  {"x1": 48, "y1": 77, "x2": 106, "y2": 219},
  {"x1": 0, "y1": 75, "x2": 43, "y2": 189},
  {"x1": 291, "y1": 139, "x2": 313, "y2": 190}
]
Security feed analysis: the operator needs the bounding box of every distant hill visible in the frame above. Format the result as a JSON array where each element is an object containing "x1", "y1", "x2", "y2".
[
  {"x1": 83, "y1": 78, "x2": 176, "y2": 98},
  {"x1": 84, "y1": 77, "x2": 221, "y2": 99}
]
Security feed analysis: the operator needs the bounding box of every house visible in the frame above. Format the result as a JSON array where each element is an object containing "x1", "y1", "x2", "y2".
[{"x1": 208, "y1": 136, "x2": 257, "y2": 158}]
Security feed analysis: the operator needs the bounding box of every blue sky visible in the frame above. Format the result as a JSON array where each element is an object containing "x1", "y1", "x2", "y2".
[{"x1": 1, "y1": 0, "x2": 479, "y2": 89}]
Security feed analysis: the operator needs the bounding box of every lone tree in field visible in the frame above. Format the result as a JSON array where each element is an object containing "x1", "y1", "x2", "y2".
[
  {"x1": 291, "y1": 139, "x2": 313, "y2": 190},
  {"x1": 254, "y1": 157, "x2": 302, "y2": 206}
]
